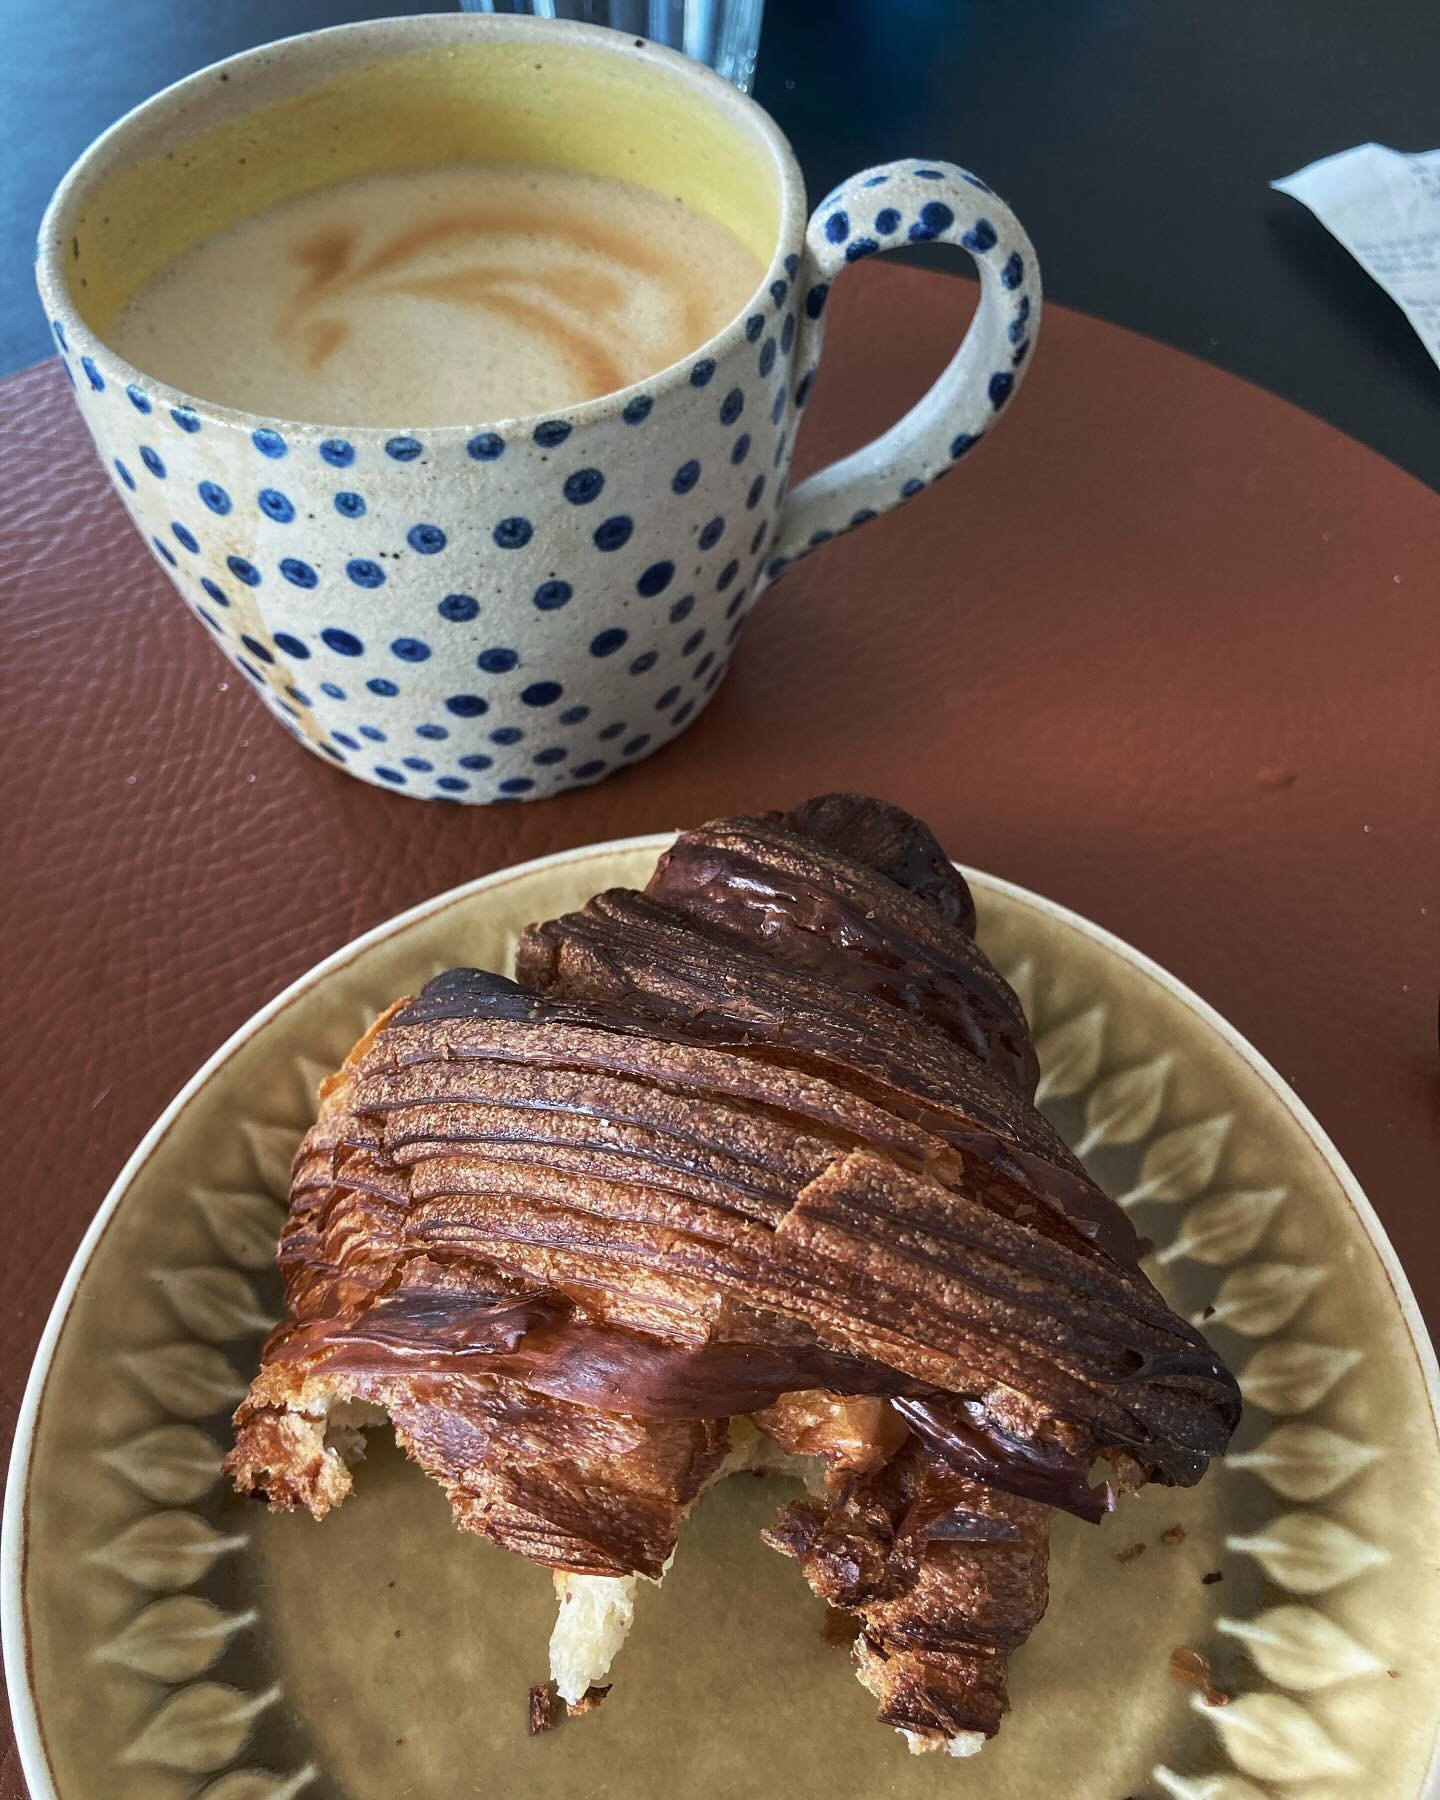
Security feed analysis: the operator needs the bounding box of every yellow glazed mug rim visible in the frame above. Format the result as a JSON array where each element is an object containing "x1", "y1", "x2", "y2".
[{"x1": 34, "y1": 13, "x2": 806, "y2": 441}]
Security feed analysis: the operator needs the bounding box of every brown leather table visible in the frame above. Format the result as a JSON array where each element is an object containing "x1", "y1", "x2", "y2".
[{"x1": 3, "y1": 262, "x2": 1438, "y2": 1796}]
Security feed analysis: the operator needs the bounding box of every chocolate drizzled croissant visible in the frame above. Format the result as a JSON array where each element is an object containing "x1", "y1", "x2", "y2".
[{"x1": 226, "y1": 795, "x2": 1239, "y2": 1751}]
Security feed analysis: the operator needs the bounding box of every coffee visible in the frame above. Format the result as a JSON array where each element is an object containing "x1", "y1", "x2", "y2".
[{"x1": 109, "y1": 164, "x2": 765, "y2": 425}]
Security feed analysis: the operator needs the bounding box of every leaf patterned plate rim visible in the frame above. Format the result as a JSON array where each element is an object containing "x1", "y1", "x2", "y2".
[{"x1": 5, "y1": 836, "x2": 1439, "y2": 1800}]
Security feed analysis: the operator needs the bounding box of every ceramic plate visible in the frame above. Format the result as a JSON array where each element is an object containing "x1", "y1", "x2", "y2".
[{"x1": 6, "y1": 838, "x2": 1439, "y2": 1800}]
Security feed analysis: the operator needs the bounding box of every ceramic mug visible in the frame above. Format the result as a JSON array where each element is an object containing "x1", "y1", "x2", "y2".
[{"x1": 36, "y1": 15, "x2": 1040, "y2": 804}]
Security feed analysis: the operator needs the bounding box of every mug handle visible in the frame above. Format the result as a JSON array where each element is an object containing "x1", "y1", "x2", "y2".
[{"x1": 758, "y1": 160, "x2": 1039, "y2": 589}]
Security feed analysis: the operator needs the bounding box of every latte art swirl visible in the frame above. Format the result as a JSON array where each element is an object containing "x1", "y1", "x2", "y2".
[{"x1": 111, "y1": 165, "x2": 764, "y2": 426}]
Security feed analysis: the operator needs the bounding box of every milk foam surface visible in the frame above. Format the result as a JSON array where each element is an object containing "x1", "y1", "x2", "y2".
[{"x1": 110, "y1": 164, "x2": 766, "y2": 425}]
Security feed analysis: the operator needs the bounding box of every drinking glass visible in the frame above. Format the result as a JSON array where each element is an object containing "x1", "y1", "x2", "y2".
[{"x1": 456, "y1": 0, "x2": 766, "y2": 91}]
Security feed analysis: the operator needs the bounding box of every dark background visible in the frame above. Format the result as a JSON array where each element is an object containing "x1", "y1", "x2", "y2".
[{"x1": 0, "y1": 0, "x2": 1437, "y2": 486}]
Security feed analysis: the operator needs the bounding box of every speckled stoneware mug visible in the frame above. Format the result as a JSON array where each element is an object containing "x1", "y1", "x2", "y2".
[{"x1": 36, "y1": 14, "x2": 1040, "y2": 804}]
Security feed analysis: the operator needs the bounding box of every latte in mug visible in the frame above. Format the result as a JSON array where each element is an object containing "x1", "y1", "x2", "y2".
[
  {"x1": 110, "y1": 164, "x2": 765, "y2": 424},
  {"x1": 38, "y1": 15, "x2": 1040, "y2": 807}
]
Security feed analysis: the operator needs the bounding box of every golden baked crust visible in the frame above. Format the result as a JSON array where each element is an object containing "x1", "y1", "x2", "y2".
[{"x1": 226, "y1": 794, "x2": 1239, "y2": 1748}]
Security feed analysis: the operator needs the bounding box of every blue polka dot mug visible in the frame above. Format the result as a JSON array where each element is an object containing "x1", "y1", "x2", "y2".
[{"x1": 36, "y1": 15, "x2": 1040, "y2": 803}]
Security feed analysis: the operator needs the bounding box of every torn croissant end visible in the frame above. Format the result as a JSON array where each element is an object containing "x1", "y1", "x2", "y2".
[
  {"x1": 550, "y1": 1573, "x2": 637, "y2": 1707},
  {"x1": 224, "y1": 793, "x2": 1241, "y2": 1753}
]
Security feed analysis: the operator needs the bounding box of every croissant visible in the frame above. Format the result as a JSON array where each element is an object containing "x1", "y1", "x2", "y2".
[{"x1": 226, "y1": 794, "x2": 1240, "y2": 1753}]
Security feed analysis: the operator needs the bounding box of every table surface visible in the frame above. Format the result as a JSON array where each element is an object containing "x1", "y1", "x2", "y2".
[
  {"x1": 1, "y1": 0, "x2": 1438, "y2": 486},
  {"x1": 3, "y1": 255, "x2": 1438, "y2": 1796}
]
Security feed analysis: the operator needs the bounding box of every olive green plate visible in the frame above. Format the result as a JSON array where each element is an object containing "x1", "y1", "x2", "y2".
[{"x1": 6, "y1": 839, "x2": 1439, "y2": 1800}]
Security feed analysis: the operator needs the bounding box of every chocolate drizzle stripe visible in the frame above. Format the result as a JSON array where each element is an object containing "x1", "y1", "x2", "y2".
[{"x1": 265, "y1": 1287, "x2": 1117, "y2": 1521}]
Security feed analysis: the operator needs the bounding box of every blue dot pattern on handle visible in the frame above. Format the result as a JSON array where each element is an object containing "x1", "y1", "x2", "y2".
[
  {"x1": 260, "y1": 488, "x2": 295, "y2": 523},
  {"x1": 439, "y1": 592, "x2": 480, "y2": 622},
  {"x1": 252, "y1": 428, "x2": 287, "y2": 459}
]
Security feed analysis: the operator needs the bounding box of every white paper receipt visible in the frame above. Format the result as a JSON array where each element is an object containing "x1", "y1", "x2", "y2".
[{"x1": 1273, "y1": 143, "x2": 1440, "y2": 372}]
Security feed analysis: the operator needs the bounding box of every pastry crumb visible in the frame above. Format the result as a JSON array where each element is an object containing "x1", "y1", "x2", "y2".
[
  {"x1": 1160, "y1": 1523, "x2": 1186, "y2": 1546},
  {"x1": 569, "y1": 1684, "x2": 613, "y2": 1717},
  {"x1": 1168, "y1": 1645, "x2": 1230, "y2": 1707},
  {"x1": 1114, "y1": 1541, "x2": 1146, "y2": 1564},
  {"x1": 528, "y1": 1681, "x2": 559, "y2": 1736},
  {"x1": 1201, "y1": 1570, "x2": 1224, "y2": 1585}
]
